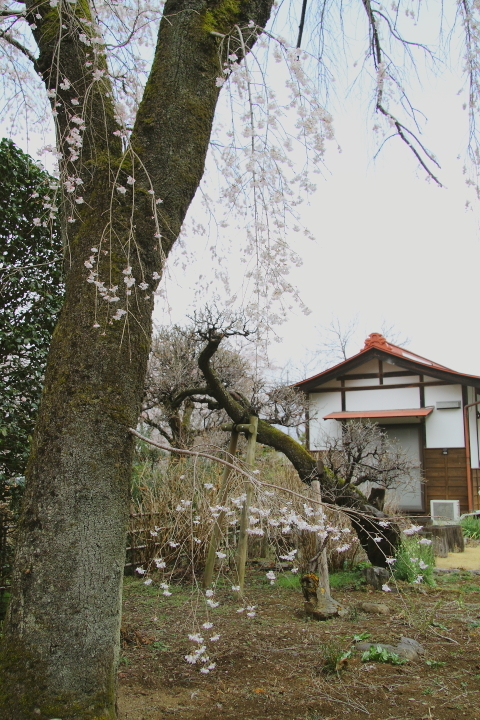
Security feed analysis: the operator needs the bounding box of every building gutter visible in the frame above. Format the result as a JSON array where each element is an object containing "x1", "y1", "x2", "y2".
[{"x1": 463, "y1": 399, "x2": 480, "y2": 512}]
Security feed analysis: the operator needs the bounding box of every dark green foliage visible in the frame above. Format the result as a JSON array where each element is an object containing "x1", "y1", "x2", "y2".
[{"x1": 0, "y1": 139, "x2": 64, "y2": 504}]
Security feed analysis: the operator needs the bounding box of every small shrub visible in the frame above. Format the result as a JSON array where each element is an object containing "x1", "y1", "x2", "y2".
[
  {"x1": 361, "y1": 645, "x2": 406, "y2": 665},
  {"x1": 460, "y1": 515, "x2": 480, "y2": 540},
  {"x1": 393, "y1": 535, "x2": 435, "y2": 586},
  {"x1": 319, "y1": 641, "x2": 352, "y2": 674}
]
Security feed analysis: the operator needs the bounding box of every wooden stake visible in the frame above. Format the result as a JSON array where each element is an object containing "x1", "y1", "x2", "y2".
[
  {"x1": 202, "y1": 430, "x2": 239, "y2": 589},
  {"x1": 310, "y1": 479, "x2": 331, "y2": 599},
  {"x1": 236, "y1": 416, "x2": 258, "y2": 596}
]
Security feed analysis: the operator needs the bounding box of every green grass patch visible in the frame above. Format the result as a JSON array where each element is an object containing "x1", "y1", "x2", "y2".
[
  {"x1": 329, "y1": 567, "x2": 365, "y2": 590},
  {"x1": 319, "y1": 641, "x2": 352, "y2": 675},
  {"x1": 275, "y1": 572, "x2": 301, "y2": 590}
]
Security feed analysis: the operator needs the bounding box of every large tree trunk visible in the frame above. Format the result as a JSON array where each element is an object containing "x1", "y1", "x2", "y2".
[{"x1": 0, "y1": 2, "x2": 273, "y2": 718}]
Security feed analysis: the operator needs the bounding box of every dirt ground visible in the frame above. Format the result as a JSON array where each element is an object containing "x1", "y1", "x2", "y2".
[
  {"x1": 435, "y1": 543, "x2": 480, "y2": 571},
  {"x1": 118, "y1": 567, "x2": 480, "y2": 720}
]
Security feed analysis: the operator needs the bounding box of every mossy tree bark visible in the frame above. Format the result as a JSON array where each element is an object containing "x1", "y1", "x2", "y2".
[
  {"x1": 0, "y1": 1, "x2": 273, "y2": 719},
  {"x1": 197, "y1": 329, "x2": 400, "y2": 568}
]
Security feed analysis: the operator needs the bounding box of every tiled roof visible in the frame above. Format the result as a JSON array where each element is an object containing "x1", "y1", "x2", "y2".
[{"x1": 294, "y1": 333, "x2": 480, "y2": 390}]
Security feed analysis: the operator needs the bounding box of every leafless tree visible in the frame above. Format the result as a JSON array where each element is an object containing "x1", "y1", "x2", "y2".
[
  {"x1": 142, "y1": 324, "x2": 250, "y2": 448},
  {"x1": 321, "y1": 420, "x2": 419, "y2": 500},
  {"x1": 313, "y1": 317, "x2": 410, "y2": 369}
]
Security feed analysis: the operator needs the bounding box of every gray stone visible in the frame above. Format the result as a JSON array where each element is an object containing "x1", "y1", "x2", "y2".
[
  {"x1": 394, "y1": 645, "x2": 419, "y2": 660},
  {"x1": 358, "y1": 602, "x2": 390, "y2": 615},
  {"x1": 397, "y1": 637, "x2": 425, "y2": 655},
  {"x1": 355, "y1": 636, "x2": 424, "y2": 661},
  {"x1": 363, "y1": 566, "x2": 390, "y2": 590}
]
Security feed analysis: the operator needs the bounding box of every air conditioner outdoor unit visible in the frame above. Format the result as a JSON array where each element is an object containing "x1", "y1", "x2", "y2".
[{"x1": 430, "y1": 499, "x2": 461, "y2": 523}]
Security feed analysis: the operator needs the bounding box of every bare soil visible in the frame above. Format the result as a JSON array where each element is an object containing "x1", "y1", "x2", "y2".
[
  {"x1": 435, "y1": 544, "x2": 480, "y2": 571},
  {"x1": 118, "y1": 569, "x2": 480, "y2": 720}
]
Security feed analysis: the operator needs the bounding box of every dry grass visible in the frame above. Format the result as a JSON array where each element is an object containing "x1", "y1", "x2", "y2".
[{"x1": 128, "y1": 447, "x2": 363, "y2": 581}]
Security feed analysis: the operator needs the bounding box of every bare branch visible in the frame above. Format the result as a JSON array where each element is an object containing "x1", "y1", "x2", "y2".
[{"x1": 0, "y1": 29, "x2": 37, "y2": 68}]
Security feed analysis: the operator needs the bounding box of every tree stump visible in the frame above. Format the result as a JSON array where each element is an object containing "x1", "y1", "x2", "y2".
[
  {"x1": 301, "y1": 574, "x2": 347, "y2": 620},
  {"x1": 420, "y1": 525, "x2": 464, "y2": 557}
]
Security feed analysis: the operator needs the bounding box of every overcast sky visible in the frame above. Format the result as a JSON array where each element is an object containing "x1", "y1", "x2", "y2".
[{"x1": 155, "y1": 58, "x2": 480, "y2": 380}]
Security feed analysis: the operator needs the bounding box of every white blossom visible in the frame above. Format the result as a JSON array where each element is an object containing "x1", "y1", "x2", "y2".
[{"x1": 403, "y1": 525, "x2": 423, "y2": 536}]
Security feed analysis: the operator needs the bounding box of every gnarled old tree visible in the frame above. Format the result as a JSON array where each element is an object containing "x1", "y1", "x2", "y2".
[
  {"x1": 142, "y1": 324, "x2": 251, "y2": 449},
  {"x1": 142, "y1": 321, "x2": 308, "y2": 450},
  {"x1": 0, "y1": 2, "x2": 275, "y2": 718},
  {"x1": 195, "y1": 315, "x2": 401, "y2": 567}
]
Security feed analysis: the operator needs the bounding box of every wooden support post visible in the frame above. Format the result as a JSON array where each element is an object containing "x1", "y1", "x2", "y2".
[
  {"x1": 203, "y1": 430, "x2": 239, "y2": 589},
  {"x1": 310, "y1": 479, "x2": 331, "y2": 599},
  {"x1": 301, "y1": 460, "x2": 347, "y2": 620},
  {"x1": 236, "y1": 416, "x2": 258, "y2": 596}
]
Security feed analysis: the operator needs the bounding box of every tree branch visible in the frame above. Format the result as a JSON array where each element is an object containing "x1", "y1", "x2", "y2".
[
  {"x1": 0, "y1": 29, "x2": 37, "y2": 69},
  {"x1": 173, "y1": 385, "x2": 211, "y2": 407}
]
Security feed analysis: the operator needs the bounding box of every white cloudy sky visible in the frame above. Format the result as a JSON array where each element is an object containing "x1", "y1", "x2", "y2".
[{"x1": 156, "y1": 59, "x2": 480, "y2": 380}]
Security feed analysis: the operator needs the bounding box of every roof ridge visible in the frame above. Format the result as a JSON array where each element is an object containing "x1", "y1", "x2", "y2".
[
  {"x1": 293, "y1": 332, "x2": 480, "y2": 388},
  {"x1": 361, "y1": 333, "x2": 452, "y2": 371}
]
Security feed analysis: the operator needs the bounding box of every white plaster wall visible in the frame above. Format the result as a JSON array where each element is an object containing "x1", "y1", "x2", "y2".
[
  {"x1": 345, "y1": 386, "x2": 420, "y2": 411},
  {"x1": 345, "y1": 359, "x2": 379, "y2": 374},
  {"x1": 310, "y1": 379, "x2": 341, "y2": 390},
  {"x1": 344, "y1": 377, "x2": 380, "y2": 387},
  {"x1": 382, "y1": 375, "x2": 419, "y2": 385},
  {"x1": 309, "y1": 392, "x2": 342, "y2": 450},
  {"x1": 382, "y1": 360, "x2": 409, "y2": 373},
  {"x1": 424, "y1": 384, "x2": 464, "y2": 448}
]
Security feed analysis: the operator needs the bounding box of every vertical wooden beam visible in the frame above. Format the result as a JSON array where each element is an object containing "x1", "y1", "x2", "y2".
[
  {"x1": 305, "y1": 403, "x2": 310, "y2": 451},
  {"x1": 203, "y1": 430, "x2": 239, "y2": 589},
  {"x1": 236, "y1": 416, "x2": 258, "y2": 596}
]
